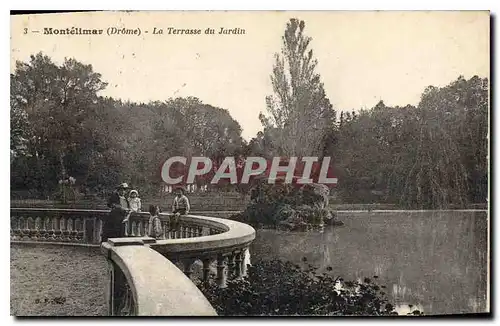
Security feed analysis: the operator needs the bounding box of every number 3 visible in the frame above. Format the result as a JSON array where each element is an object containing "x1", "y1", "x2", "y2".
[{"x1": 23, "y1": 28, "x2": 27, "y2": 34}]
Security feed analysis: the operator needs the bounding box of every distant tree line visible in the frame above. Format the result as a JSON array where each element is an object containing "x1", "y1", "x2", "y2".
[{"x1": 10, "y1": 18, "x2": 488, "y2": 208}]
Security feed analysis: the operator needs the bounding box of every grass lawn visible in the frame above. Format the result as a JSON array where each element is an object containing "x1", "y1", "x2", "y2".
[{"x1": 10, "y1": 244, "x2": 108, "y2": 316}]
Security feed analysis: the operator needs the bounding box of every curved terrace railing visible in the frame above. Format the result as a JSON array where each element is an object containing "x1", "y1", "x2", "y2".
[
  {"x1": 10, "y1": 208, "x2": 225, "y2": 244},
  {"x1": 11, "y1": 208, "x2": 256, "y2": 316}
]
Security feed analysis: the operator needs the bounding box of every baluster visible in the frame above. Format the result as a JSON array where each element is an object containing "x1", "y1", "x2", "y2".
[
  {"x1": 82, "y1": 218, "x2": 88, "y2": 242},
  {"x1": 11, "y1": 217, "x2": 19, "y2": 239},
  {"x1": 43, "y1": 217, "x2": 51, "y2": 240},
  {"x1": 134, "y1": 220, "x2": 140, "y2": 237},
  {"x1": 38, "y1": 216, "x2": 46, "y2": 240},
  {"x1": 136, "y1": 220, "x2": 141, "y2": 236},
  {"x1": 67, "y1": 218, "x2": 74, "y2": 241},
  {"x1": 242, "y1": 248, "x2": 250, "y2": 277},
  {"x1": 33, "y1": 217, "x2": 42, "y2": 240},
  {"x1": 19, "y1": 216, "x2": 26, "y2": 239},
  {"x1": 143, "y1": 220, "x2": 148, "y2": 237},
  {"x1": 96, "y1": 218, "x2": 103, "y2": 243},
  {"x1": 139, "y1": 220, "x2": 145, "y2": 237},
  {"x1": 52, "y1": 217, "x2": 61, "y2": 241},
  {"x1": 128, "y1": 220, "x2": 134, "y2": 237},
  {"x1": 198, "y1": 227, "x2": 203, "y2": 237},
  {"x1": 124, "y1": 220, "x2": 129, "y2": 237},
  {"x1": 175, "y1": 222, "x2": 180, "y2": 238},
  {"x1": 137, "y1": 220, "x2": 142, "y2": 237},
  {"x1": 227, "y1": 253, "x2": 236, "y2": 278},
  {"x1": 74, "y1": 218, "x2": 83, "y2": 242},
  {"x1": 26, "y1": 217, "x2": 35, "y2": 239},
  {"x1": 18, "y1": 216, "x2": 25, "y2": 239},
  {"x1": 216, "y1": 254, "x2": 228, "y2": 288},
  {"x1": 202, "y1": 258, "x2": 212, "y2": 284},
  {"x1": 182, "y1": 258, "x2": 196, "y2": 279},
  {"x1": 162, "y1": 221, "x2": 168, "y2": 239},
  {"x1": 50, "y1": 217, "x2": 57, "y2": 240},
  {"x1": 75, "y1": 218, "x2": 81, "y2": 241},
  {"x1": 130, "y1": 221, "x2": 136, "y2": 237},
  {"x1": 60, "y1": 217, "x2": 68, "y2": 241},
  {"x1": 133, "y1": 220, "x2": 139, "y2": 237},
  {"x1": 234, "y1": 251, "x2": 243, "y2": 278}
]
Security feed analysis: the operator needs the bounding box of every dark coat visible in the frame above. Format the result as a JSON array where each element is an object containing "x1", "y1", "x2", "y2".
[{"x1": 102, "y1": 192, "x2": 130, "y2": 242}]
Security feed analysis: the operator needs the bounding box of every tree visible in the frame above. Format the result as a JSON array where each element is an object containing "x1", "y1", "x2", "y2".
[
  {"x1": 260, "y1": 18, "x2": 335, "y2": 157},
  {"x1": 331, "y1": 76, "x2": 488, "y2": 208},
  {"x1": 11, "y1": 53, "x2": 109, "y2": 197}
]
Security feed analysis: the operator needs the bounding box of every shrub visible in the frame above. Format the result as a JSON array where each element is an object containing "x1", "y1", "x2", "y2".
[
  {"x1": 196, "y1": 259, "x2": 422, "y2": 316},
  {"x1": 232, "y1": 182, "x2": 338, "y2": 229}
]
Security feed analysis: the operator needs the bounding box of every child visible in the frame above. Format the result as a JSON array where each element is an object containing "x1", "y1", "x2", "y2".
[
  {"x1": 171, "y1": 187, "x2": 190, "y2": 231},
  {"x1": 147, "y1": 205, "x2": 163, "y2": 239},
  {"x1": 121, "y1": 189, "x2": 140, "y2": 236},
  {"x1": 128, "y1": 190, "x2": 142, "y2": 212}
]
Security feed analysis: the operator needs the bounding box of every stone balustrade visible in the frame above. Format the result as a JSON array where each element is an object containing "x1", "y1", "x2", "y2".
[
  {"x1": 11, "y1": 207, "x2": 256, "y2": 316},
  {"x1": 10, "y1": 208, "x2": 224, "y2": 244},
  {"x1": 11, "y1": 208, "x2": 106, "y2": 244}
]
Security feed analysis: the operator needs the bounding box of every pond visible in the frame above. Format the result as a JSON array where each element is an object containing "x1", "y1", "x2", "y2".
[{"x1": 250, "y1": 210, "x2": 489, "y2": 315}]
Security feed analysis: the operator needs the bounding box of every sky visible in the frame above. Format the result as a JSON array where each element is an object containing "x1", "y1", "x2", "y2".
[{"x1": 10, "y1": 11, "x2": 489, "y2": 140}]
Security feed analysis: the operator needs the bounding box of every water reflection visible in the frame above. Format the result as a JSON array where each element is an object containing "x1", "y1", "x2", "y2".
[
  {"x1": 250, "y1": 210, "x2": 488, "y2": 315},
  {"x1": 394, "y1": 303, "x2": 425, "y2": 315}
]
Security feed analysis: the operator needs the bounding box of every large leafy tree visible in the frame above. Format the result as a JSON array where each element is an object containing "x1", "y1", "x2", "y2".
[{"x1": 11, "y1": 53, "x2": 108, "y2": 196}]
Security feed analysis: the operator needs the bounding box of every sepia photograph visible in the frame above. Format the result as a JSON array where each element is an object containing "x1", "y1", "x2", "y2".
[{"x1": 9, "y1": 10, "x2": 490, "y2": 316}]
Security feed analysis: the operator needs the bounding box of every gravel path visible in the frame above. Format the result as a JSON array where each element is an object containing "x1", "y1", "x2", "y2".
[{"x1": 10, "y1": 244, "x2": 108, "y2": 316}]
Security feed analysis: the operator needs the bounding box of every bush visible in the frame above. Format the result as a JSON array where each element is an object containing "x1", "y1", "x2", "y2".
[
  {"x1": 196, "y1": 259, "x2": 422, "y2": 316},
  {"x1": 232, "y1": 182, "x2": 338, "y2": 229}
]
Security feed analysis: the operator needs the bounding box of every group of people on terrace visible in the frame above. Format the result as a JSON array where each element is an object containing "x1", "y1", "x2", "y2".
[{"x1": 102, "y1": 183, "x2": 190, "y2": 241}]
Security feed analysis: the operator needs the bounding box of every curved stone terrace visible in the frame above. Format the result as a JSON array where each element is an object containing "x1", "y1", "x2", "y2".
[{"x1": 10, "y1": 208, "x2": 256, "y2": 316}]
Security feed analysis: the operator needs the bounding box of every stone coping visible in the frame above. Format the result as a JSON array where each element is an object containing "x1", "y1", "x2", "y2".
[
  {"x1": 101, "y1": 241, "x2": 217, "y2": 316},
  {"x1": 151, "y1": 215, "x2": 255, "y2": 255}
]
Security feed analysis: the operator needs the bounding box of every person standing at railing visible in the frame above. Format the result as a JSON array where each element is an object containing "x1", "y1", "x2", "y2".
[
  {"x1": 171, "y1": 186, "x2": 190, "y2": 231},
  {"x1": 103, "y1": 183, "x2": 131, "y2": 241},
  {"x1": 147, "y1": 205, "x2": 163, "y2": 239}
]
